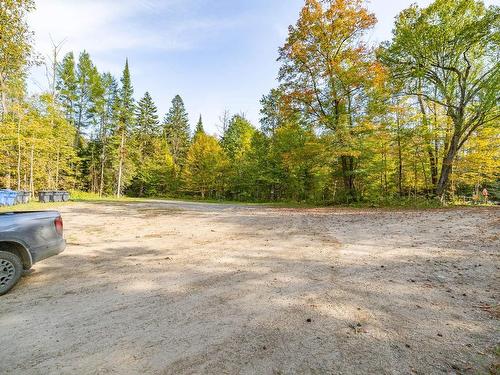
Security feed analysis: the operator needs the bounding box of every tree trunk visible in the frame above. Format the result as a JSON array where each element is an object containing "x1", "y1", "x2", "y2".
[
  {"x1": 138, "y1": 139, "x2": 145, "y2": 197},
  {"x1": 417, "y1": 90, "x2": 438, "y2": 191},
  {"x1": 428, "y1": 149, "x2": 438, "y2": 189},
  {"x1": 29, "y1": 144, "x2": 34, "y2": 197},
  {"x1": 55, "y1": 148, "x2": 60, "y2": 189},
  {"x1": 340, "y1": 155, "x2": 356, "y2": 201},
  {"x1": 116, "y1": 129, "x2": 126, "y2": 197},
  {"x1": 383, "y1": 148, "x2": 388, "y2": 196},
  {"x1": 17, "y1": 117, "x2": 22, "y2": 190},
  {"x1": 99, "y1": 143, "x2": 106, "y2": 198},
  {"x1": 0, "y1": 77, "x2": 8, "y2": 118},
  {"x1": 396, "y1": 114, "x2": 403, "y2": 197},
  {"x1": 436, "y1": 134, "x2": 460, "y2": 197},
  {"x1": 99, "y1": 116, "x2": 107, "y2": 198}
]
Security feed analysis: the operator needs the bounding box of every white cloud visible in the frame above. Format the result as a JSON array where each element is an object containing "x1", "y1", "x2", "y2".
[
  {"x1": 27, "y1": 0, "x2": 238, "y2": 93},
  {"x1": 29, "y1": 0, "x2": 234, "y2": 56}
]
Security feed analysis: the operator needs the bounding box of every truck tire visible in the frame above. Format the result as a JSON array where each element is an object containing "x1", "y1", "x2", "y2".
[{"x1": 0, "y1": 251, "x2": 23, "y2": 295}]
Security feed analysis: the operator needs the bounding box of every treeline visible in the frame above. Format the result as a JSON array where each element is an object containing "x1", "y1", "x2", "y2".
[{"x1": 0, "y1": 0, "x2": 498, "y2": 204}]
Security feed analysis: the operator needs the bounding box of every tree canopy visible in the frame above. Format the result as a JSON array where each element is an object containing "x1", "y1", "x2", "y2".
[{"x1": 0, "y1": 0, "x2": 498, "y2": 204}]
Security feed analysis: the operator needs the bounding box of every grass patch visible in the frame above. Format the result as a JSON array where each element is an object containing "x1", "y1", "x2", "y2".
[
  {"x1": 69, "y1": 190, "x2": 141, "y2": 202},
  {"x1": 0, "y1": 201, "x2": 73, "y2": 212},
  {"x1": 1, "y1": 190, "x2": 495, "y2": 212}
]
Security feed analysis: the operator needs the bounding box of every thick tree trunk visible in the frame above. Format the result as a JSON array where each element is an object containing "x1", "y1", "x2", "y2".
[
  {"x1": 340, "y1": 155, "x2": 356, "y2": 201},
  {"x1": 417, "y1": 91, "x2": 438, "y2": 192},
  {"x1": 436, "y1": 134, "x2": 460, "y2": 197},
  {"x1": 428, "y1": 149, "x2": 438, "y2": 189}
]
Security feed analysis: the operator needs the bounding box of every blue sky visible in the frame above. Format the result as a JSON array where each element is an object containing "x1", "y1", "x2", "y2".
[{"x1": 28, "y1": 0, "x2": 496, "y2": 135}]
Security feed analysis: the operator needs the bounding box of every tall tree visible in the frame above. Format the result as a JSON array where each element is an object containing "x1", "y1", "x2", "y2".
[
  {"x1": 0, "y1": 0, "x2": 34, "y2": 189},
  {"x1": 57, "y1": 52, "x2": 77, "y2": 124},
  {"x1": 131, "y1": 91, "x2": 160, "y2": 196},
  {"x1": 74, "y1": 51, "x2": 95, "y2": 148},
  {"x1": 97, "y1": 72, "x2": 118, "y2": 196},
  {"x1": 221, "y1": 115, "x2": 255, "y2": 160},
  {"x1": 380, "y1": 0, "x2": 500, "y2": 197},
  {"x1": 0, "y1": 0, "x2": 34, "y2": 118},
  {"x1": 84, "y1": 67, "x2": 108, "y2": 193},
  {"x1": 220, "y1": 115, "x2": 256, "y2": 199},
  {"x1": 182, "y1": 133, "x2": 226, "y2": 198},
  {"x1": 135, "y1": 92, "x2": 160, "y2": 138},
  {"x1": 260, "y1": 88, "x2": 287, "y2": 137},
  {"x1": 163, "y1": 95, "x2": 190, "y2": 168},
  {"x1": 116, "y1": 59, "x2": 134, "y2": 197},
  {"x1": 277, "y1": 0, "x2": 385, "y2": 201},
  {"x1": 194, "y1": 115, "x2": 205, "y2": 139}
]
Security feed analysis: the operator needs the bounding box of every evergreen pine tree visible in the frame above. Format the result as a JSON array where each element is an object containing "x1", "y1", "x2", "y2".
[
  {"x1": 57, "y1": 52, "x2": 77, "y2": 125},
  {"x1": 135, "y1": 92, "x2": 160, "y2": 137},
  {"x1": 74, "y1": 51, "x2": 95, "y2": 147},
  {"x1": 194, "y1": 114, "x2": 205, "y2": 139},
  {"x1": 163, "y1": 95, "x2": 190, "y2": 167},
  {"x1": 116, "y1": 59, "x2": 134, "y2": 197}
]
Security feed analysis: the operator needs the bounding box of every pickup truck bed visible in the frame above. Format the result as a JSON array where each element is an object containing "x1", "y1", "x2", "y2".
[{"x1": 0, "y1": 210, "x2": 65, "y2": 295}]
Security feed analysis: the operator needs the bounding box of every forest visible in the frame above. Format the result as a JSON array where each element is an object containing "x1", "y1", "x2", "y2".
[{"x1": 0, "y1": 0, "x2": 498, "y2": 204}]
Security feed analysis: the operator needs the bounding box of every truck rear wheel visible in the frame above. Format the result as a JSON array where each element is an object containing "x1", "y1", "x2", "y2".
[{"x1": 0, "y1": 251, "x2": 23, "y2": 295}]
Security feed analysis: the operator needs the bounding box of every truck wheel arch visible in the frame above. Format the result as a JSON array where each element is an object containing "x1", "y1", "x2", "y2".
[{"x1": 0, "y1": 241, "x2": 33, "y2": 270}]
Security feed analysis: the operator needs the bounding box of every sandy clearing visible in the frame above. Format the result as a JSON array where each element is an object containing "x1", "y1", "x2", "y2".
[{"x1": 0, "y1": 201, "x2": 498, "y2": 374}]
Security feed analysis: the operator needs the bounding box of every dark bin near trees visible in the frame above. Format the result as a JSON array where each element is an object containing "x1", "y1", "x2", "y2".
[
  {"x1": 15, "y1": 191, "x2": 30, "y2": 204},
  {"x1": 38, "y1": 191, "x2": 53, "y2": 203},
  {"x1": 62, "y1": 191, "x2": 70, "y2": 202},
  {"x1": 38, "y1": 190, "x2": 70, "y2": 203},
  {"x1": 0, "y1": 190, "x2": 18, "y2": 206},
  {"x1": 53, "y1": 191, "x2": 64, "y2": 202}
]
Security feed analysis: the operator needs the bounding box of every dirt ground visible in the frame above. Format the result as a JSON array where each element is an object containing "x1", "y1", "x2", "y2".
[{"x1": 1, "y1": 201, "x2": 498, "y2": 374}]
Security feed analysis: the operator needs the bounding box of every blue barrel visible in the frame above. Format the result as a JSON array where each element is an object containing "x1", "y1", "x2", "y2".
[
  {"x1": 2, "y1": 190, "x2": 18, "y2": 206},
  {"x1": 0, "y1": 190, "x2": 7, "y2": 206}
]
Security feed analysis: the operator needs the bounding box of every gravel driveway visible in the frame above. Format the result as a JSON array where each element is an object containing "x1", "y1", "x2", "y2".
[{"x1": 1, "y1": 201, "x2": 498, "y2": 374}]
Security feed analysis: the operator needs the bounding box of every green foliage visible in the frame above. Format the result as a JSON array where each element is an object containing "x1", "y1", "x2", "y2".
[
  {"x1": 0, "y1": 95, "x2": 77, "y2": 191},
  {"x1": 277, "y1": 0, "x2": 385, "y2": 202},
  {"x1": 1, "y1": 0, "x2": 497, "y2": 207},
  {"x1": 379, "y1": 0, "x2": 500, "y2": 196},
  {"x1": 135, "y1": 92, "x2": 160, "y2": 137},
  {"x1": 118, "y1": 59, "x2": 134, "y2": 130},
  {"x1": 221, "y1": 115, "x2": 255, "y2": 160},
  {"x1": 114, "y1": 59, "x2": 135, "y2": 197},
  {"x1": 194, "y1": 115, "x2": 204, "y2": 139},
  {"x1": 0, "y1": 0, "x2": 35, "y2": 118},
  {"x1": 57, "y1": 52, "x2": 77, "y2": 123},
  {"x1": 163, "y1": 95, "x2": 191, "y2": 168},
  {"x1": 182, "y1": 133, "x2": 226, "y2": 198}
]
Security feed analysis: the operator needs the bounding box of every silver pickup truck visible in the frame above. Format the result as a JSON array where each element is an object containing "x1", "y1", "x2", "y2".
[{"x1": 0, "y1": 211, "x2": 66, "y2": 295}]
